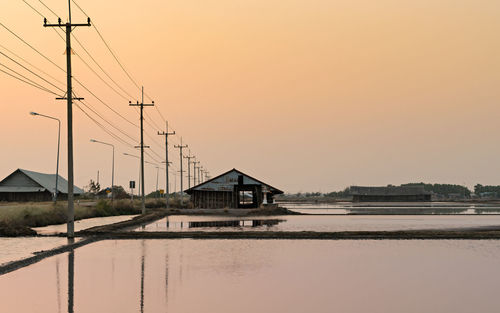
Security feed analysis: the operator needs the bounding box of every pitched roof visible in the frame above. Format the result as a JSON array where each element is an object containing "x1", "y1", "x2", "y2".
[
  {"x1": 0, "y1": 169, "x2": 84, "y2": 194},
  {"x1": 185, "y1": 168, "x2": 284, "y2": 194}
]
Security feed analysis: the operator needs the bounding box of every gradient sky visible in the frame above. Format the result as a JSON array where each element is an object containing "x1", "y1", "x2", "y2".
[{"x1": 1, "y1": 0, "x2": 500, "y2": 193}]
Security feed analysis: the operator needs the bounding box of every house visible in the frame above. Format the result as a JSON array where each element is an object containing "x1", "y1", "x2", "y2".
[
  {"x1": 350, "y1": 185, "x2": 431, "y2": 202},
  {"x1": 0, "y1": 168, "x2": 84, "y2": 202},
  {"x1": 185, "y1": 168, "x2": 284, "y2": 209}
]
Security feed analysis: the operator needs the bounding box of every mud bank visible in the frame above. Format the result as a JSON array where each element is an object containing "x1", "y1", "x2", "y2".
[{"x1": 78, "y1": 228, "x2": 500, "y2": 240}]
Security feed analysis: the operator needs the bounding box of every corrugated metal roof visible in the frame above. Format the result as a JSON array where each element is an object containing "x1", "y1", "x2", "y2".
[
  {"x1": 185, "y1": 168, "x2": 284, "y2": 194},
  {"x1": 0, "y1": 169, "x2": 84, "y2": 194}
]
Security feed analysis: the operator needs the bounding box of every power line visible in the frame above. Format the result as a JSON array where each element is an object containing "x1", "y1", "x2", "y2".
[
  {"x1": 0, "y1": 22, "x2": 66, "y2": 73},
  {"x1": 0, "y1": 43, "x2": 65, "y2": 85},
  {"x1": 37, "y1": 0, "x2": 60, "y2": 19},
  {"x1": 0, "y1": 49, "x2": 65, "y2": 93},
  {"x1": 0, "y1": 61, "x2": 62, "y2": 96}
]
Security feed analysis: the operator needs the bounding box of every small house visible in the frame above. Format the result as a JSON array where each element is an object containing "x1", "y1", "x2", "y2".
[
  {"x1": 0, "y1": 168, "x2": 84, "y2": 202},
  {"x1": 185, "y1": 168, "x2": 284, "y2": 209}
]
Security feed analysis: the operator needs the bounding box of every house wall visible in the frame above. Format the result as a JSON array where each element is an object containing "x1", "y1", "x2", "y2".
[{"x1": 0, "y1": 191, "x2": 52, "y2": 202}]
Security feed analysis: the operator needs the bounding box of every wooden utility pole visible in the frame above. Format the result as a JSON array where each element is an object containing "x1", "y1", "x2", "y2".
[
  {"x1": 43, "y1": 3, "x2": 90, "y2": 238},
  {"x1": 158, "y1": 121, "x2": 175, "y2": 208},
  {"x1": 129, "y1": 87, "x2": 154, "y2": 214},
  {"x1": 174, "y1": 139, "x2": 187, "y2": 205}
]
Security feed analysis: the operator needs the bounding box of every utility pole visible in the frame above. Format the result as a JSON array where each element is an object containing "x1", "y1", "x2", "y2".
[
  {"x1": 183, "y1": 153, "x2": 195, "y2": 190},
  {"x1": 199, "y1": 166, "x2": 203, "y2": 184},
  {"x1": 43, "y1": 3, "x2": 91, "y2": 238},
  {"x1": 158, "y1": 121, "x2": 175, "y2": 208},
  {"x1": 204, "y1": 170, "x2": 210, "y2": 182},
  {"x1": 193, "y1": 160, "x2": 200, "y2": 186},
  {"x1": 129, "y1": 87, "x2": 154, "y2": 214},
  {"x1": 174, "y1": 138, "x2": 188, "y2": 206}
]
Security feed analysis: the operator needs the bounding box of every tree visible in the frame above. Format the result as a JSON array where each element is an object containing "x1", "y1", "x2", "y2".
[{"x1": 87, "y1": 179, "x2": 101, "y2": 194}]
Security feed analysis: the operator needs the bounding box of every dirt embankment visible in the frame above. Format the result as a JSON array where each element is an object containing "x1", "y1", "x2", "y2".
[{"x1": 0, "y1": 221, "x2": 36, "y2": 236}]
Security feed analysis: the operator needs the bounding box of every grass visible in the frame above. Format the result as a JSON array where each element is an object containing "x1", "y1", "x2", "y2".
[
  {"x1": 0, "y1": 197, "x2": 186, "y2": 231},
  {"x1": 0, "y1": 200, "x2": 144, "y2": 228}
]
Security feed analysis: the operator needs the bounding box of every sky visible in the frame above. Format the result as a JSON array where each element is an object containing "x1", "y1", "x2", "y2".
[{"x1": 0, "y1": 0, "x2": 500, "y2": 194}]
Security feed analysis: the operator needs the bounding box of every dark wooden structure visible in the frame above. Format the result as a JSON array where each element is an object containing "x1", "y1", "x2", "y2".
[
  {"x1": 185, "y1": 169, "x2": 284, "y2": 209},
  {"x1": 0, "y1": 169, "x2": 84, "y2": 202},
  {"x1": 350, "y1": 186, "x2": 431, "y2": 202}
]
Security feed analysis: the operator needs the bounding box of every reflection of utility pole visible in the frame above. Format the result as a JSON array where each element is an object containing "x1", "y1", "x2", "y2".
[
  {"x1": 129, "y1": 87, "x2": 154, "y2": 214},
  {"x1": 158, "y1": 121, "x2": 175, "y2": 208},
  {"x1": 140, "y1": 240, "x2": 145, "y2": 313},
  {"x1": 43, "y1": 3, "x2": 91, "y2": 238},
  {"x1": 183, "y1": 153, "x2": 195, "y2": 190},
  {"x1": 174, "y1": 139, "x2": 188, "y2": 206},
  {"x1": 67, "y1": 239, "x2": 75, "y2": 313}
]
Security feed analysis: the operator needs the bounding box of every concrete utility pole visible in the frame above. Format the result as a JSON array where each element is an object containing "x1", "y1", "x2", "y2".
[
  {"x1": 199, "y1": 166, "x2": 203, "y2": 184},
  {"x1": 43, "y1": 3, "x2": 91, "y2": 238},
  {"x1": 158, "y1": 121, "x2": 175, "y2": 208},
  {"x1": 193, "y1": 160, "x2": 200, "y2": 186},
  {"x1": 183, "y1": 153, "x2": 195, "y2": 190},
  {"x1": 174, "y1": 138, "x2": 188, "y2": 205},
  {"x1": 129, "y1": 87, "x2": 154, "y2": 214},
  {"x1": 204, "y1": 170, "x2": 210, "y2": 182}
]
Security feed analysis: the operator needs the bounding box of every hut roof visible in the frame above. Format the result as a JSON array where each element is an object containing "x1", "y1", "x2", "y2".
[
  {"x1": 0, "y1": 169, "x2": 84, "y2": 194},
  {"x1": 185, "y1": 168, "x2": 284, "y2": 195}
]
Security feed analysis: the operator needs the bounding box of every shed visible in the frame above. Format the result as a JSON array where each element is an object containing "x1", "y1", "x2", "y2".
[
  {"x1": 350, "y1": 186, "x2": 431, "y2": 202},
  {"x1": 0, "y1": 169, "x2": 84, "y2": 202},
  {"x1": 185, "y1": 169, "x2": 284, "y2": 209}
]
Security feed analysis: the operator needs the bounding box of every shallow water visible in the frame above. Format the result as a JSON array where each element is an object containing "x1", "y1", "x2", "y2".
[
  {"x1": 0, "y1": 237, "x2": 80, "y2": 266},
  {"x1": 34, "y1": 215, "x2": 138, "y2": 235},
  {"x1": 133, "y1": 214, "x2": 500, "y2": 232},
  {"x1": 1, "y1": 239, "x2": 500, "y2": 313},
  {"x1": 283, "y1": 202, "x2": 500, "y2": 215}
]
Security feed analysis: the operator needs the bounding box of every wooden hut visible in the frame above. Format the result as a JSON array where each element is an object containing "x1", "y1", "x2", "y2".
[{"x1": 185, "y1": 168, "x2": 284, "y2": 209}]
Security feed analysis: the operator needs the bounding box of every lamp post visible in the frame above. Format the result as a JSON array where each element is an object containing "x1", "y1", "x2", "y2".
[
  {"x1": 30, "y1": 112, "x2": 60, "y2": 202},
  {"x1": 90, "y1": 139, "x2": 114, "y2": 207}
]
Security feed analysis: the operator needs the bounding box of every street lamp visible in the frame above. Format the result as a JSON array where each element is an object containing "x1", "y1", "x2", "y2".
[
  {"x1": 90, "y1": 139, "x2": 115, "y2": 207},
  {"x1": 30, "y1": 111, "x2": 60, "y2": 202}
]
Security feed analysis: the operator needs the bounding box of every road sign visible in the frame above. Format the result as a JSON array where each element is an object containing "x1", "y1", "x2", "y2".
[
  {"x1": 159, "y1": 189, "x2": 164, "y2": 194},
  {"x1": 130, "y1": 181, "x2": 136, "y2": 189}
]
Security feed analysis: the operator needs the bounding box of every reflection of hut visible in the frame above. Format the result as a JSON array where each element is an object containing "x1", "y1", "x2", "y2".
[
  {"x1": 0, "y1": 168, "x2": 84, "y2": 202},
  {"x1": 350, "y1": 186, "x2": 431, "y2": 202},
  {"x1": 185, "y1": 168, "x2": 284, "y2": 209}
]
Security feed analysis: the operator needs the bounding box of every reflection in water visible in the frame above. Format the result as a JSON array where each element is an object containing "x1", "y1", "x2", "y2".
[
  {"x1": 347, "y1": 208, "x2": 469, "y2": 215},
  {"x1": 140, "y1": 240, "x2": 145, "y2": 313},
  {"x1": 188, "y1": 219, "x2": 284, "y2": 229},
  {"x1": 67, "y1": 239, "x2": 74, "y2": 313},
  {"x1": 2, "y1": 240, "x2": 500, "y2": 312},
  {"x1": 56, "y1": 259, "x2": 61, "y2": 313}
]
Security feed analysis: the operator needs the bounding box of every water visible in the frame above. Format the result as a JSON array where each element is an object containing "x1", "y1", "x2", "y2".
[
  {"x1": 34, "y1": 215, "x2": 138, "y2": 235},
  {"x1": 1, "y1": 239, "x2": 500, "y2": 313},
  {"x1": 282, "y1": 202, "x2": 500, "y2": 215},
  {"x1": 133, "y1": 214, "x2": 500, "y2": 232},
  {"x1": 0, "y1": 237, "x2": 79, "y2": 266}
]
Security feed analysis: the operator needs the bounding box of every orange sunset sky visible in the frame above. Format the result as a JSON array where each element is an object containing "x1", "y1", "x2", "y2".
[{"x1": 1, "y1": 0, "x2": 500, "y2": 193}]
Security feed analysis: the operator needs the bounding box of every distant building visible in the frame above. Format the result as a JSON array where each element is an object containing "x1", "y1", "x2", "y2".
[
  {"x1": 0, "y1": 169, "x2": 84, "y2": 202},
  {"x1": 350, "y1": 185, "x2": 431, "y2": 202},
  {"x1": 185, "y1": 168, "x2": 284, "y2": 209}
]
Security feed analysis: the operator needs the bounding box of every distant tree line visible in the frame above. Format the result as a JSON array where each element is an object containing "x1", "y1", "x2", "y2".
[
  {"x1": 474, "y1": 184, "x2": 500, "y2": 196},
  {"x1": 401, "y1": 183, "x2": 471, "y2": 197}
]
